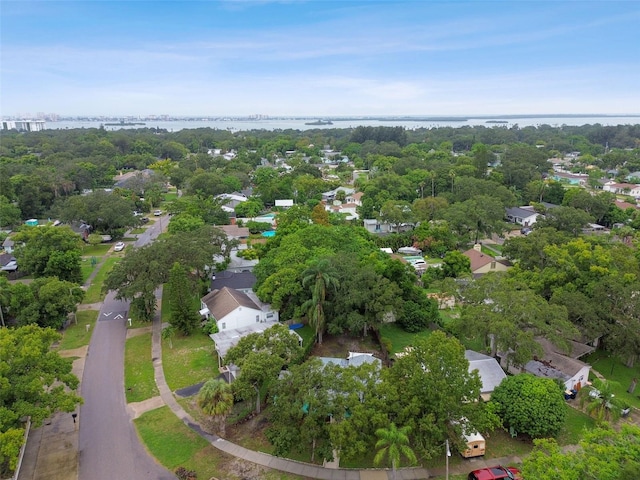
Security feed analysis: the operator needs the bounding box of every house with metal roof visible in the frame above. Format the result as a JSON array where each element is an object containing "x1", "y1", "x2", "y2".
[{"x1": 465, "y1": 350, "x2": 507, "y2": 401}]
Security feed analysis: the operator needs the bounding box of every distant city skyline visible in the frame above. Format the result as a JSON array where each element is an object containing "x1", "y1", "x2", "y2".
[{"x1": 2, "y1": 1, "x2": 639, "y2": 117}]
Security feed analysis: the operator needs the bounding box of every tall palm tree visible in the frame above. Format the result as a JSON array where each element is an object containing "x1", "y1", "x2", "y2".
[
  {"x1": 374, "y1": 422, "x2": 417, "y2": 480},
  {"x1": 197, "y1": 378, "x2": 234, "y2": 437},
  {"x1": 302, "y1": 258, "x2": 339, "y2": 345}
]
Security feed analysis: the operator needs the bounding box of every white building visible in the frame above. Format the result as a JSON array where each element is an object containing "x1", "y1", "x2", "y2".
[{"x1": 1, "y1": 120, "x2": 45, "y2": 132}]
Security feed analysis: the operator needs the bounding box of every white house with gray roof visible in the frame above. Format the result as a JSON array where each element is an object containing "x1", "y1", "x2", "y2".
[{"x1": 465, "y1": 350, "x2": 507, "y2": 401}]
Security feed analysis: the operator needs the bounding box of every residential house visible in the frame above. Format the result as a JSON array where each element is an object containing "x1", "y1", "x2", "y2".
[
  {"x1": 322, "y1": 187, "x2": 355, "y2": 202},
  {"x1": 219, "y1": 224, "x2": 250, "y2": 240},
  {"x1": 325, "y1": 201, "x2": 359, "y2": 220},
  {"x1": 319, "y1": 352, "x2": 381, "y2": 369},
  {"x1": 200, "y1": 287, "x2": 278, "y2": 332},
  {"x1": 603, "y1": 181, "x2": 640, "y2": 196},
  {"x1": 0, "y1": 253, "x2": 17, "y2": 273},
  {"x1": 505, "y1": 206, "x2": 540, "y2": 227},
  {"x1": 275, "y1": 199, "x2": 294, "y2": 208},
  {"x1": 505, "y1": 337, "x2": 593, "y2": 392},
  {"x1": 210, "y1": 270, "x2": 256, "y2": 294},
  {"x1": 2, "y1": 237, "x2": 14, "y2": 254},
  {"x1": 345, "y1": 191, "x2": 363, "y2": 206},
  {"x1": 465, "y1": 350, "x2": 506, "y2": 401},
  {"x1": 216, "y1": 193, "x2": 247, "y2": 212},
  {"x1": 462, "y1": 246, "x2": 510, "y2": 277}
]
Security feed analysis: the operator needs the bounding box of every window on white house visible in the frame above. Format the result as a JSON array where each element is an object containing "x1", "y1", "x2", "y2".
[
  {"x1": 221, "y1": 323, "x2": 226, "y2": 330},
  {"x1": 256, "y1": 315, "x2": 260, "y2": 322}
]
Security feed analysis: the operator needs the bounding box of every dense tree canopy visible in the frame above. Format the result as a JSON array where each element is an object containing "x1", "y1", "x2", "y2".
[
  {"x1": 491, "y1": 374, "x2": 567, "y2": 438},
  {"x1": 0, "y1": 325, "x2": 82, "y2": 475}
]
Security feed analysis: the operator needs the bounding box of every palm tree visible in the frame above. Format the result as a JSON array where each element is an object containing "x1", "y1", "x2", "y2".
[
  {"x1": 579, "y1": 378, "x2": 625, "y2": 424},
  {"x1": 161, "y1": 324, "x2": 176, "y2": 349},
  {"x1": 197, "y1": 378, "x2": 234, "y2": 437},
  {"x1": 374, "y1": 422, "x2": 417, "y2": 480},
  {"x1": 302, "y1": 258, "x2": 339, "y2": 345}
]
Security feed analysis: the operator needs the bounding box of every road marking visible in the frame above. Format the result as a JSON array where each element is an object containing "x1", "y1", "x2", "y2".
[
  {"x1": 103, "y1": 312, "x2": 113, "y2": 317},
  {"x1": 114, "y1": 314, "x2": 124, "y2": 319}
]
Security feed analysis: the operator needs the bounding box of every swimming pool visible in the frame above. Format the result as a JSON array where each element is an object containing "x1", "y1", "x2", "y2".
[{"x1": 262, "y1": 230, "x2": 276, "y2": 237}]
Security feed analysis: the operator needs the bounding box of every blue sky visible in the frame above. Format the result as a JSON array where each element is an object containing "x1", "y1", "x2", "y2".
[{"x1": 1, "y1": 1, "x2": 639, "y2": 117}]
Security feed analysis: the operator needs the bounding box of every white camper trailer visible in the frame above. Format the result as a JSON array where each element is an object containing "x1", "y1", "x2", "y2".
[{"x1": 461, "y1": 431, "x2": 486, "y2": 458}]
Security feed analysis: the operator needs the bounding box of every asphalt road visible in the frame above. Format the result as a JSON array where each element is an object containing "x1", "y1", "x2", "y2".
[{"x1": 78, "y1": 215, "x2": 175, "y2": 480}]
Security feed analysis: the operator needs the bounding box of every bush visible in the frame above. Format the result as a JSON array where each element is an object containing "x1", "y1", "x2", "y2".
[
  {"x1": 201, "y1": 319, "x2": 218, "y2": 335},
  {"x1": 174, "y1": 466, "x2": 197, "y2": 480},
  {"x1": 246, "y1": 220, "x2": 272, "y2": 234}
]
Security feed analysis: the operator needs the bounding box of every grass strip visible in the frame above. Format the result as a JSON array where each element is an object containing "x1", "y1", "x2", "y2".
[
  {"x1": 84, "y1": 257, "x2": 120, "y2": 303},
  {"x1": 58, "y1": 310, "x2": 99, "y2": 350},
  {"x1": 125, "y1": 332, "x2": 159, "y2": 403}
]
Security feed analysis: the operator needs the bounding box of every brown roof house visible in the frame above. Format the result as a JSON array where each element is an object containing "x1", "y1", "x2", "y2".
[
  {"x1": 503, "y1": 337, "x2": 593, "y2": 392},
  {"x1": 462, "y1": 245, "x2": 510, "y2": 277},
  {"x1": 200, "y1": 287, "x2": 279, "y2": 368}
]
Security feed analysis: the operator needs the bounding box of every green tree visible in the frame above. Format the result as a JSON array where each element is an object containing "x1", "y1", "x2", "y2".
[
  {"x1": 374, "y1": 423, "x2": 417, "y2": 480},
  {"x1": 57, "y1": 190, "x2": 137, "y2": 236},
  {"x1": 534, "y1": 205, "x2": 594, "y2": 236},
  {"x1": 441, "y1": 250, "x2": 471, "y2": 278},
  {"x1": 578, "y1": 378, "x2": 627, "y2": 424},
  {"x1": 224, "y1": 324, "x2": 302, "y2": 414},
  {"x1": 311, "y1": 203, "x2": 330, "y2": 226},
  {"x1": 385, "y1": 331, "x2": 491, "y2": 459},
  {"x1": 197, "y1": 378, "x2": 234, "y2": 437},
  {"x1": 491, "y1": 374, "x2": 567, "y2": 438},
  {"x1": 13, "y1": 225, "x2": 83, "y2": 282},
  {"x1": 302, "y1": 258, "x2": 340, "y2": 344},
  {"x1": 456, "y1": 273, "x2": 578, "y2": 367},
  {"x1": 0, "y1": 195, "x2": 21, "y2": 229},
  {"x1": 166, "y1": 262, "x2": 200, "y2": 335},
  {"x1": 0, "y1": 325, "x2": 82, "y2": 475},
  {"x1": 167, "y1": 213, "x2": 205, "y2": 234},
  {"x1": 522, "y1": 425, "x2": 640, "y2": 480},
  {"x1": 10, "y1": 277, "x2": 84, "y2": 329}
]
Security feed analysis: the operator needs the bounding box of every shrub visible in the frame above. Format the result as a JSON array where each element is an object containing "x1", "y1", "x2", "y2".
[{"x1": 174, "y1": 467, "x2": 197, "y2": 480}]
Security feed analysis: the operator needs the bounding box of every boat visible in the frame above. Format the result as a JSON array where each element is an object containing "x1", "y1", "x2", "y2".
[
  {"x1": 103, "y1": 120, "x2": 147, "y2": 126},
  {"x1": 304, "y1": 119, "x2": 333, "y2": 125}
]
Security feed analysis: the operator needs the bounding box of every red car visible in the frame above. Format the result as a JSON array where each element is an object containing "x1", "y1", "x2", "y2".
[{"x1": 468, "y1": 465, "x2": 521, "y2": 480}]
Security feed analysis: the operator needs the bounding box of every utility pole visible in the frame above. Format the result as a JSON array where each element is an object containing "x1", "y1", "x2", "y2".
[{"x1": 445, "y1": 439, "x2": 451, "y2": 480}]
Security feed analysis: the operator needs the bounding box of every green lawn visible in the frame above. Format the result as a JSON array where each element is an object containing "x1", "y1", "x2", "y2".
[
  {"x1": 134, "y1": 406, "x2": 212, "y2": 470},
  {"x1": 583, "y1": 350, "x2": 640, "y2": 409},
  {"x1": 82, "y1": 244, "x2": 111, "y2": 256},
  {"x1": 129, "y1": 227, "x2": 146, "y2": 234},
  {"x1": 135, "y1": 406, "x2": 303, "y2": 480},
  {"x1": 557, "y1": 405, "x2": 596, "y2": 445},
  {"x1": 125, "y1": 333, "x2": 159, "y2": 403},
  {"x1": 57, "y1": 310, "x2": 99, "y2": 350},
  {"x1": 378, "y1": 323, "x2": 432, "y2": 355},
  {"x1": 83, "y1": 257, "x2": 120, "y2": 303},
  {"x1": 80, "y1": 260, "x2": 96, "y2": 283},
  {"x1": 162, "y1": 331, "x2": 217, "y2": 391}
]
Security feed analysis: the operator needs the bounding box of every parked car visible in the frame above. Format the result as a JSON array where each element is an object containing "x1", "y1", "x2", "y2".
[
  {"x1": 468, "y1": 465, "x2": 521, "y2": 480},
  {"x1": 153, "y1": 210, "x2": 162, "y2": 216},
  {"x1": 114, "y1": 242, "x2": 126, "y2": 252},
  {"x1": 140, "y1": 217, "x2": 149, "y2": 224}
]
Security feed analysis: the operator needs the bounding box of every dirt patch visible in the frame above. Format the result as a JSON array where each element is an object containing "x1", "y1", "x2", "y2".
[{"x1": 310, "y1": 332, "x2": 382, "y2": 358}]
